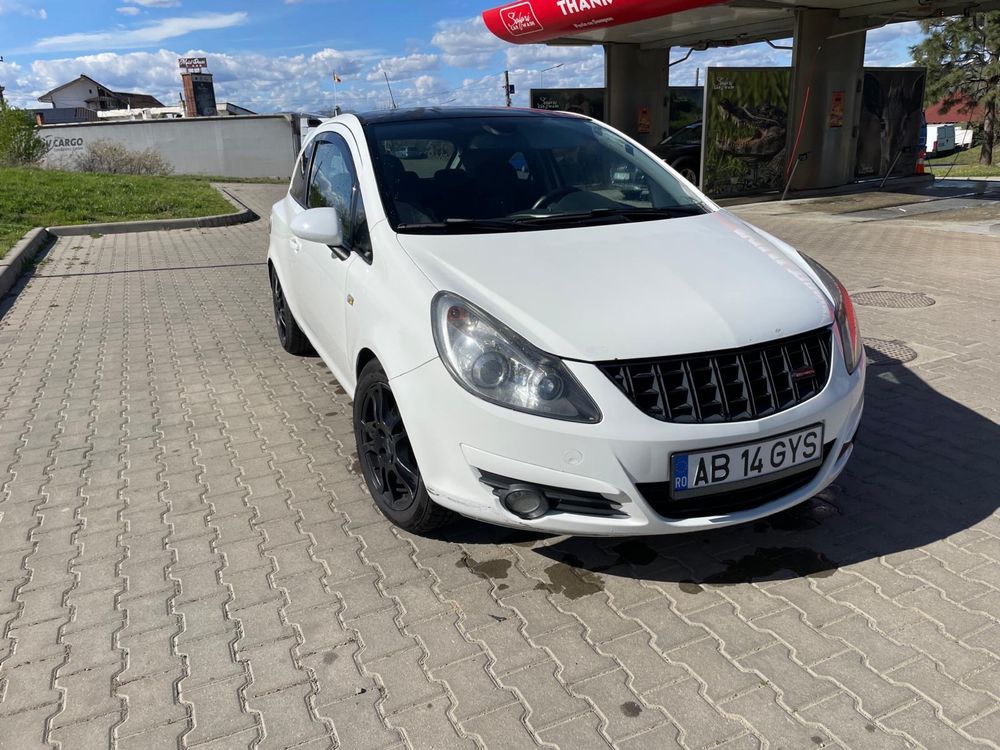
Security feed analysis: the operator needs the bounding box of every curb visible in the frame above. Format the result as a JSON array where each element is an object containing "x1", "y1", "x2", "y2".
[
  {"x1": 0, "y1": 185, "x2": 258, "y2": 300},
  {"x1": 0, "y1": 228, "x2": 54, "y2": 300}
]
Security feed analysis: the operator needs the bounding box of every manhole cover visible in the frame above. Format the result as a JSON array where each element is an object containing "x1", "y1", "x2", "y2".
[
  {"x1": 863, "y1": 338, "x2": 918, "y2": 366},
  {"x1": 852, "y1": 291, "x2": 935, "y2": 308}
]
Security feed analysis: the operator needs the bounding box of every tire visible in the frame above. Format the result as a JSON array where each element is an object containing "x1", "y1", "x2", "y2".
[
  {"x1": 270, "y1": 267, "x2": 311, "y2": 355},
  {"x1": 672, "y1": 159, "x2": 699, "y2": 185},
  {"x1": 353, "y1": 360, "x2": 454, "y2": 532}
]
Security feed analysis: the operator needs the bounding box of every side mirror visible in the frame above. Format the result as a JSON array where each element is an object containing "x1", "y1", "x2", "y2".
[{"x1": 290, "y1": 207, "x2": 343, "y2": 247}]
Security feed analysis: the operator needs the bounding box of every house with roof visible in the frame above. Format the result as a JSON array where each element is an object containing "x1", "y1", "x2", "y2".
[{"x1": 32, "y1": 74, "x2": 165, "y2": 124}]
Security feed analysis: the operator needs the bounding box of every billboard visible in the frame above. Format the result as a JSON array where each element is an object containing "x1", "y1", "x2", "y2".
[
  {"x1": 854, "y1": 68, "x2": 927, "y2": 180},
  {"x1": 701, "y1": 67, "x2": 791, "y2": 198},
  {"x1": 530, "y1": 88, "x2": 605, "y2": 122},
  {"x1": 189, "y1": 74, "x2": 218, "y2": 117}
]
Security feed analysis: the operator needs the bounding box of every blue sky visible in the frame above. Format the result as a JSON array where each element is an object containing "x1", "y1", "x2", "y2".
[{"x1": 0, "y1": 0, "x2": 925, "y2": 113}]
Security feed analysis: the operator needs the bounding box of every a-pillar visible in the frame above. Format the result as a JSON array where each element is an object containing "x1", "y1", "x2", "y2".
[
  {"x1": 786, "y1": 9, "x2": 867, "y2": 190},
  {"x1": 604, "y1": 44, "x2": 669, "y2": 147}
]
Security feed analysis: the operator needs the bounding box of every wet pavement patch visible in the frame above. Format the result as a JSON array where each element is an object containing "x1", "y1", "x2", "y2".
[
  {"x1": 459, "y1": 555, "x2": 512, "y2": 580},
  {"x1": 621, "y1": 701, "x2": 643, "y2": 717},
  {"x1": 864, "y1": 338, "x2": 918, "y2": 366},
  {"x1": 534, "y1": 561, "x2": 603, "y2": 599},
  {"x1": 701, "y1": 547, "x2": 839, "y2": 584}
]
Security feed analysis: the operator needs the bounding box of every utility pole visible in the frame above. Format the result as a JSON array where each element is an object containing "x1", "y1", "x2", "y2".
[
  {"x1": 0, "y1": 55, "x2": 6, "y2": 109},
  {"x1": 504, "y1": 70, "x2": 512, "y2": 107}
]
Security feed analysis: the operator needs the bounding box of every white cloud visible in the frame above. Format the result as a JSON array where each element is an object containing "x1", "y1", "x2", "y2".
[
  {"x1": 0, "y1": 1, "x2": 46, "y2": 19},
  {"x1": 117, "y1": 6, "x2": 141, "y2": 15},
  {"x1": 366, "y1": 53, "x2": 439, "y2": 82},
  {"x1": 431, "y1": 16, "x2": 503, "y2": 68},
  {"x1": 0, "y1": 47, "x2": 389, "y2": 114},
  {"x1": 35, "y1": 12, "x2": 248, "y2": 52}
]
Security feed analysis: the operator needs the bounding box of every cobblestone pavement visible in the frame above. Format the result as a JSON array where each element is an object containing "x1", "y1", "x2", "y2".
[{"x1": 1, "y1": 183, "x2": 998, "y2": 749}]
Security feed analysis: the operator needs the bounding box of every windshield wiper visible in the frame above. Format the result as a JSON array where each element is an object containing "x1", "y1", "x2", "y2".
[
  {"x1": 509, "y1": 205, "x2": 705, "y2": 226},
  {"x1": 396, "y1": 218, "x2": 525, "y2": 233}
]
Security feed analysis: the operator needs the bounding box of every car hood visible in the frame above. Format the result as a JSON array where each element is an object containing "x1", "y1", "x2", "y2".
[{"x1": 396, "y1": 211, "x2": 834, "y2": 362}]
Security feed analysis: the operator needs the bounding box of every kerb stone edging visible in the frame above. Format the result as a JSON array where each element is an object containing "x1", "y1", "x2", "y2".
[{"x1": 0, "y1": 184, "x2": 258, "y2": 300}]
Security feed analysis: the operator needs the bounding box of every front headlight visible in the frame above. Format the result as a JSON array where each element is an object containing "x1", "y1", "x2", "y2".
[
  {"x1": 431, "y1": 292, "x2": 601, "y2": 423},
  {"x1": 800, "y1": 255, "x2": 863, "y2": 374}
]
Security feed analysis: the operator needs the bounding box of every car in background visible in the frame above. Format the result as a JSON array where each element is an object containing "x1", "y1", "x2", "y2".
[
  {"x1": 925, "y1": 123, "x2": 956, "y2": 156},
  {"x1": 653, "y1": 120, "x2": 702, "y2": 184},
  {"x1": 267, "y1": 107, "x2": 864, "y2": 536}
]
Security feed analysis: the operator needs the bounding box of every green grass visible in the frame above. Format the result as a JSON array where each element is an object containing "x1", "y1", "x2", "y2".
[
  {"x1": 0, "y1": 167, "x2": 236, "y2": 258},
  {"x1": 925, "y1": 147, "x2": 1000, "y2": 178}
]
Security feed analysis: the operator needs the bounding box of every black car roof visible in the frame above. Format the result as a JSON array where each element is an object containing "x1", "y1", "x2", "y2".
[{"x1": 354, "y1": 106, "x2": 584, "y2": 125}]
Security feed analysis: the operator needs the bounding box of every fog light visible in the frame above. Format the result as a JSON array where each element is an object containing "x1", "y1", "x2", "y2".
[{"x1": 501, "y1": 484, "x2": 549, "y2": 519}]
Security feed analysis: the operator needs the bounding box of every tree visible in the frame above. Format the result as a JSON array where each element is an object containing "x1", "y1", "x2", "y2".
[
  {"x1": 911, "y1": 13, "x2": 1000, "y2": 165},
  {"x1": 0, "y1": 106, "x2": 50, "y2": 167}
]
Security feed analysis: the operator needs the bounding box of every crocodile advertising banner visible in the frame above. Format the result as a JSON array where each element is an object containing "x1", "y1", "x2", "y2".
[
  {"x1": 854, "y1": 68, "x2": 926, "y2": 180},
  {"x1": 701, "y1": 67, "x2": 791, "y2": 198}
]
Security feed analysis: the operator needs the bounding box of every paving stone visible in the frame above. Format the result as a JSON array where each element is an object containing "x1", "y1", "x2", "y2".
[{"x1": 3, "y1": 184, "x2": 1000, "y2": 749}]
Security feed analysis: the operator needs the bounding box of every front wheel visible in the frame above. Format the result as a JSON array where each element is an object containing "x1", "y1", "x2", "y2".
[{"x1": 353, "y1": 360, "x2": 454, "y2": 532}]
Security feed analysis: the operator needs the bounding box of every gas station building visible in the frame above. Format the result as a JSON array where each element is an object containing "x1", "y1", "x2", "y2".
[{"x1": 481, "y1": 0, "x2": 1000, "y2": 193}]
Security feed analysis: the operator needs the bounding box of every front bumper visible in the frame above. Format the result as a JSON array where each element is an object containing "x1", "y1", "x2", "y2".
[{"x1": 390, "y1": 345, "x2": 865, "y2": 536}]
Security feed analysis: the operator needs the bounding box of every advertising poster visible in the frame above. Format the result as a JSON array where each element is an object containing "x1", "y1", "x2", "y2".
[
  {"x1": 701, "y1": 67, "x2": 791, "y2": 198},
  {"x1": 854, "y1": 68, "x2": 927, "y2": 180},
  {"x1": 666, "y1": 86, "x2": 703, "y2": 135},
  {"x1": 530, "y1": 88, "x2": 606, "y2": 121}
]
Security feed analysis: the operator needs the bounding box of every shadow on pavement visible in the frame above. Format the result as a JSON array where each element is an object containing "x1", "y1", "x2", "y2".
[{"x1": 435, "y1": 364, "x2": 1000, "y2": 585}]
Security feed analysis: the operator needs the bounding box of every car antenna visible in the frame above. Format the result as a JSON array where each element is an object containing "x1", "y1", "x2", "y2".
[{"x1": 383, "y1": 71, "x2": 397, "y2": 110}]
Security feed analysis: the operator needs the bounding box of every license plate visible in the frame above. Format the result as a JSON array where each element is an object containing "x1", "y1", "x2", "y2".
[{"x1": 670, "y1": 424, "x2": 824, "y2": 499}]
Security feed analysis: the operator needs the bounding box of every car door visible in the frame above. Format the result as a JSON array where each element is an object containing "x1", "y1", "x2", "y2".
[{"x1": 293, "y1": 130, "x2": 361, "y2": 380}]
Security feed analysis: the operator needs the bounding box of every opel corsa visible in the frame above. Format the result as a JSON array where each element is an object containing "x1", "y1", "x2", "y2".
[{"x1": 267, "y1": 108, "x2": 864, "y2": 535}]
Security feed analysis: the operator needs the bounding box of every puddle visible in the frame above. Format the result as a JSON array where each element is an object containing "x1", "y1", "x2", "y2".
[
  {"x1": 534, "y1": 561, "x2": 603, "y2": 599},
  {"x1": 458, "y1": 555, "x2": 512, "y2": 580}
]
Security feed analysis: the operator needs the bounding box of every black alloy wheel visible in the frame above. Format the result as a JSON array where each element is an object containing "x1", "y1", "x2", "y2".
[
  {"x1": 353, "y1": 360, "x2": 453, "y2": 532},
  {"x1": 270, "y1": 268, "x2": 310, "y2": 354}
]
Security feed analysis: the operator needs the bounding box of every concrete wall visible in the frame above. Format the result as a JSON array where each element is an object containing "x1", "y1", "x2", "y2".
[{"x1": 39, "y1": 114, "x2": 301, "y2": 179}]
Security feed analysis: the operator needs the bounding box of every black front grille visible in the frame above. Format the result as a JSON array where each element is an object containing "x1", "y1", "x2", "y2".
[
  {"x1": 638, "y1": 441, "x2": 834, "y2": 520},
  {"x1": 598, "y1": 327, "x2": 832, "y2": 423}
]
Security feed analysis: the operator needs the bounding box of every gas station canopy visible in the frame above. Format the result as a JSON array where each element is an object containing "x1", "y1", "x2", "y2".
[{"x1": 483, "y1": 0, "x2": 1000, "y2": 49}]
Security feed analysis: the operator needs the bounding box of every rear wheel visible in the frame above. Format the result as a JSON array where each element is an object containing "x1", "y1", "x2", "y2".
[
  {"x1": 270, "y1": 267, "x2": 310, "y2": 355},
  {"x1": 353, "y1": 360, "x2": 454, "y2": 532}
]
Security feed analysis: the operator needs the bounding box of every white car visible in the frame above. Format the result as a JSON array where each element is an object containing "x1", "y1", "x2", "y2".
[{"x1": 267, "y1": 107, "x2": 864, "y2": 536}]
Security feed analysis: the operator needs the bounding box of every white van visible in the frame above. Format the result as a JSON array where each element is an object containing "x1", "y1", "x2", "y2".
[{"x1": 926, "y1": 124, "x2": 956, "y2": 155}]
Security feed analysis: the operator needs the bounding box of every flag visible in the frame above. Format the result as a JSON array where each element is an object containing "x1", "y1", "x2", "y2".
[{"x1": 333, "y1": 73, "x2": 342, "y2": 83}]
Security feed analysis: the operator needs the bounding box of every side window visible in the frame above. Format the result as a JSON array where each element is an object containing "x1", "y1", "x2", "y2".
[
  {"x1": 289, "y1": 140, "x2": 314, "y2": 206},
  {"x1": 352, "y1": 191, "x2": 372, "y2": 261},
  {"x1": 309, "y1": 134, "x2": 372, "y2": 257},
  {"x1": 308, "y1": 138, "x2": 355, "y2": 236}
]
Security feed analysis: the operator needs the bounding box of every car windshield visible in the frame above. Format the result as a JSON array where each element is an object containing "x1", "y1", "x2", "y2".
[{"x1": 366, "y1": 114, "x2": 709, "y2": 233}]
